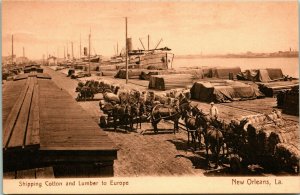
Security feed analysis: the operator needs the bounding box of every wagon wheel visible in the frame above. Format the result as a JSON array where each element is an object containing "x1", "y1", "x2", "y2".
[{"x1": 229, "y1": 154, "x2": 242, "y2": 174}]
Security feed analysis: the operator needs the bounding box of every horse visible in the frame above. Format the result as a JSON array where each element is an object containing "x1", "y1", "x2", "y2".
[
  {"x1": 150, "y1": 97, "x2": 192, "y2": 134},
  {"x1": 112, "y1": 103, "x2": 130, "y2": 131},
  {"x1": 196, "y1": 107, "x2": 225, "y2": 169},
  {"x1": 135, "y1": 101, "x2": 148, "y2": 129},
  {"x1": 127, "y1": 103, "x2": 140, "y2": 131},
  {"x1": 181, "y1": 108, "x2": 202, "y2": 150}
]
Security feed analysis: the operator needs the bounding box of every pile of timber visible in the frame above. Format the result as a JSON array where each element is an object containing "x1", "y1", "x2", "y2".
[
  {"x1": 115, "y1": 69, "x2": 145, "y2": 79},
  {"x1": 241, "y1": 111, "x2": 300, "y2": 172},
  {"x1": 277, "y1": 86, "x2": 299, "y2": 116},
  {"x1": 3, "y1": 74, "x2": 117, "y2": 176},
  {"x1": 209, "y1": 67, "x2": 241, "y2": 79},
  {"x1": 100, "y1": 64, "x2": 117, "y2": 71},
  {"x1": 24, "y1": 65, "x2": 43, "y2": 73},
  {"x1": 258, "y1": 81, "x2": 299, "y2": 97},
  {"x1": 190, "y1": 80, "x2": 264, "y2": 103},
  {"x1": 101, "y1": 70, "x2": 117, "y2": 76},
  {"x1": 139, "y1": 69, "x2": 176, "y2": 80},
  {"x1": 148, "y1": 74, "x2": 195, "y2": 90}
]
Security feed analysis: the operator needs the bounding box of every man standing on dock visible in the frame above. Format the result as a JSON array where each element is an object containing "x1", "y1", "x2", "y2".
[{"x1": 209, "y1": 102, "x2": 219, "y2": 120}]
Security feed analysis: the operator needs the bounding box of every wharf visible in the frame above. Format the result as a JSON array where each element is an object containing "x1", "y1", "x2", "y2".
[
  {"x1": 3, "y1": 72, "x2": 117, "y2": 178},
  {"x1": 36, "y1": 66, "x2": 298, "y2": 177}
]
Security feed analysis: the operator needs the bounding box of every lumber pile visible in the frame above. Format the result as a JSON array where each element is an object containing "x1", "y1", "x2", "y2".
[
  {"x1": 101, "y1": 71, "x2": 117, "y2": 76},
  {"x1": 210, "y1": 67, "x2": 241, "y2": 79},
  {"x1": 139, "y1": 69, "x2": 176, "y2": 80},
  {"x1": 148, "y1": 74, "x2": 195, "y2": 90},
  {"x1": 115, "y1": 69, "x2": 145, "y2": 79},
  {"x1": 237, "y1": 68, "x2": 285, "y2": 82},
  {"x1": 100, "y1": 65, "x2": 117, "y2": 71},
  {"x1": 277, "y1": 86, "x2": 299, "y2": 115},
  {"x1": 258, "y1": 81, "x2": 299, "y2": 97},
  {"x1": 173, "y1": 69, "x2": 204, "y2": 79},
  {"x1": 190, "y1": 80, "x2": 264, "y2": 103}
]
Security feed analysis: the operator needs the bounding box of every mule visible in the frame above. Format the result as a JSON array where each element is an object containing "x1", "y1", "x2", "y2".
[
  {"x1": 112, "y1": 104, "x2": 130, "y2": 131},
  {"x1": 151, "y1": 104, "x2": 180, "y2": 134},
  {"x1": 181, "y1": 109, "x2": 202, "y2": 150},
  {"x1": 196, "y1": 108, "x2": 225, "y2": 169}
]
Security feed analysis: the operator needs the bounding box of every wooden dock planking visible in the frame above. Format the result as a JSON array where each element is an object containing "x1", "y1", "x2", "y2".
[
  {"x1": 25, "y1": 81, "x2": 40, "y2": 147},
  {"x1": 8, "y1": 77, "x2": 35, "y2": 148},
  {"x1": 3, "y1": 75, "x2": 117, "y2": 176},
  {"x1": 3, "y1": 171, "x2": 16, "y2": 179},
  {"x1": 35, "y1": 167, "x2": 55, "y2": 178},
  {"x1": 16, "y1": 169, "x2": 36, "y2": 179},
  {"x1": 3, "y1": 79, "x2": 30, "y2": 148},
  {"x1": 38, "y1": 79, "x2": 116, "y2": 151},
  {"x1": 14, "y1": 74, "x2": 28, "y2": 81},
  {"x1": 2, "y1": 80, "x2": 27, "y2": 123},
  {"x1": 36, "y1": 73, "x2": 51, "y2": 79}
]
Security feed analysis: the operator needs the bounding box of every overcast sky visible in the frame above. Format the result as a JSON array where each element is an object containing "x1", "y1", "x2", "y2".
[{"x1": 2, "y1": 1, "x2": 298, "y2": 59}]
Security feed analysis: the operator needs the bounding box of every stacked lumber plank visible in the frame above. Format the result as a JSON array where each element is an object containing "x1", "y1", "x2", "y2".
[
  {"x1": 173, "y1": 69, "x2": 204, "y2": 79},
  {"x1": 4, "y1": 167, "x2": 55, "y2": 179},
  {"x1": 210, "y1": 67, "x2": 241, "y2": 79},
  {"x1": 277, "y1": 86, "x2": 299, "y2": 116},
  {"x1": 3, "y1": 75, "x2": 118, "y2": 176},
  {"x1": 190, "y1": 80, "x2": 264, "y2": 103},
  {"x1": 139, "y1": 69, "x2": 176, "y2": 80},
  {"x1": 115, "y1": 69, "x2": 145, "y2": 79},
  {"x1": 258, "y1": 81, "x2": 299, "y2": 97},
  {"x1": 99, "y1": 64, "x2": 117, "y2": 71},
  {"x1": 101, "y1": 70, "x2": 117, "y2": 76},
  {"x1": 3, "y1": 76, "x2": 40, "y2": 150},
  {"x1": 148, "y1": 74, "x2": 195, "y2": 90}
]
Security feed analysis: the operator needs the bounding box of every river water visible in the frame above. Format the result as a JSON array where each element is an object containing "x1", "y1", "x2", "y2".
[{"x1": 172, "y1": 57, "x2": 299, "y2": 78}]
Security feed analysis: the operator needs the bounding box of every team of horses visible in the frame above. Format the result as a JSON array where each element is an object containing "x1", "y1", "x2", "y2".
[{"x1": 98, "y1": 88, "x2": 250, "y2": 169}]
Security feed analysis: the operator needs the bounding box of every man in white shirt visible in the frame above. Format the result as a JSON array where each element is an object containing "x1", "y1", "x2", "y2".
[{"x1": 209, "y1": 102, "x2": 219, "y2": 120}]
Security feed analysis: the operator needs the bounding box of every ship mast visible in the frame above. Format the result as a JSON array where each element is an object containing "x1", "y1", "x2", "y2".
[
  {"x1": 71, "y1": 42, "x2": 74, "y2": 60},
  {"x1": 125, "y1": 17, "x2": 128, "y2": 84},
  {"x1": 147, "y1": 34, "x2": 149, "y2": 51},
  {"x1": 88, "y1": 28, "x2": 91, "y2": 74},
  {"x1": 80, "y1": 34, "x2": 82, "y2": 58},
  {"x1": 23, "y1": 47, "x2": 25, "y2": 64}
]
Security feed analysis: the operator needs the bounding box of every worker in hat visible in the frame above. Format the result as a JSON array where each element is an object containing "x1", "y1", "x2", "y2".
[{"x1": 209, "y1": 102, "x2": 219, "y2": 120}]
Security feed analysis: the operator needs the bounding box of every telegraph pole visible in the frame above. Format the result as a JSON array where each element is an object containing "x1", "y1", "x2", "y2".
[
  {"x1": 125, "y1": 17, "x2": 128, "y2": 84},
  {"x1": 11, "y1": 34, "x2": 14, "y2": 65}
]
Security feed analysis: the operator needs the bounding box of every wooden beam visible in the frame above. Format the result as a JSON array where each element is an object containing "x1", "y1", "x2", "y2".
[
  {"x1": 8, "y1": 77, "x2": 35, "y2": 148},
  {"x1": 16, "y1": 169, "x2": 36, "y2": 179},
  {"x1": 3, "y1": 79, "x2": 30, "y2": 148},
  {"x1": 36, "y1": 167, "x2": 55, "y2": 178},
  {"x1": 25, "y1": 80, "x2": 40, "y2": 147}
]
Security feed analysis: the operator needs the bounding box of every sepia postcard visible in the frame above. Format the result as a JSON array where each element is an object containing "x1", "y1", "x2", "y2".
[{"x1": 2, "y1": 0, "x2": 299, "y2": 194}]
